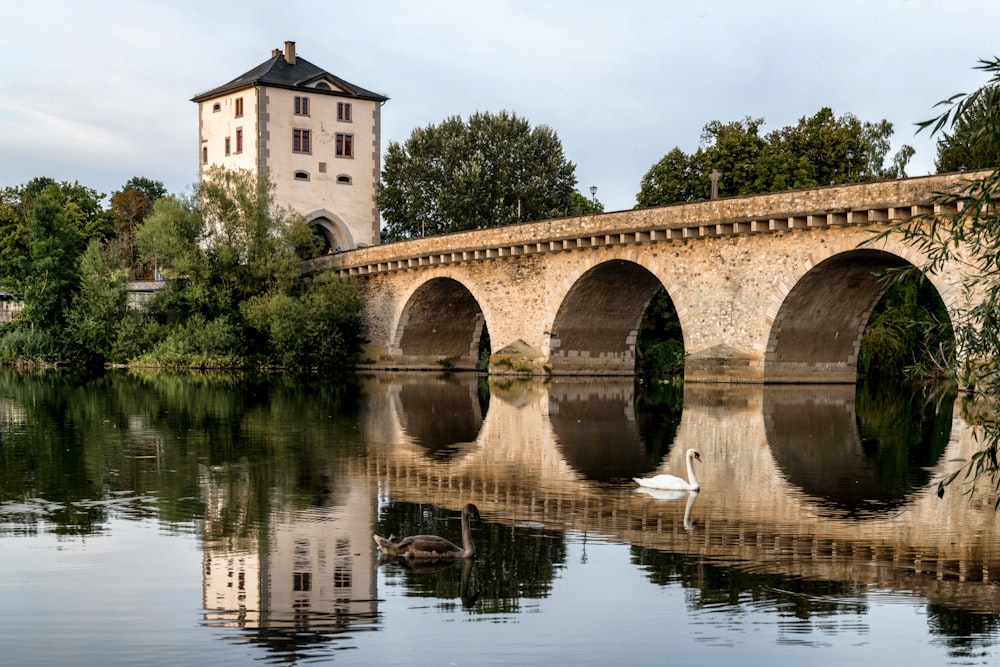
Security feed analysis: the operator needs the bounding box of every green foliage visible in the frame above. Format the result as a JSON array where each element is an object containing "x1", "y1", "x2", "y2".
[
  {"x1": 108, "y1": 177, "x2": 166, "y2": 279},
  {"x1": 21, "y1": 189, "x2": 84, "y2": 330},
  {"x1": 132, "y1": 314, "x2": 242, "y2": 368},
  {"x1": 378, "y1": 110, "x2": 577, "y2": 240},
  {"x1": 858, "y1": 270, "x2": 954, "y2": 381},
  {"x1": 241, "y1": 274, "x2": 362, "y2": 371},
  {"x1": 934, "y1": 84, "x2": 1000, "y2": 172},
  {"x1": 878, "y1": 57, "x2": 1000, "y2": 501},
  {"x1": 569, "y1": 190, "x2": 604, "y2": 215},
  {"x1": 0, "y1": 167, "x2": 362, "y2": 370},
  {"x1": 636, "y1": 288, "x2": 685, "y2": 380},
  {"x1": 636, "y1": 108, "x2": 914, "y2": 207},
  {"x1": 63, "y1": 240, "x2": 127, "y2": 366},
  {"x1": 0, "y1": 327, "x2": 59, "y2": 365}
]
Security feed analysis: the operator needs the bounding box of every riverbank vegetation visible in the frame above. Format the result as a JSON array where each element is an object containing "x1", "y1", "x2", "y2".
[
  {"x1": 0, "y1": 168, "x2": 362, "y2": 371},
  {"x1": 874, "y1": 58, "x2": 1000, "y2": 498}
]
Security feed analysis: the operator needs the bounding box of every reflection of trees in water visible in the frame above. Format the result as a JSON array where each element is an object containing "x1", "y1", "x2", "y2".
[
  {"x1": 549, "y1": 380, "x2": 683, "y2": 482},
  {"x1": 854, "y1": 379, "x2": 954, "y2": 497},
  {"x1": 635, "y1": 381, "x2": 684, "y2": 466},
  {"x1": 0, "y1": 369, "x2": 364, "y2": 537},
  {"x1": 395, "y1": 375, "x2": 486, "y2": 460},
  {"x1": 765, "y1": 379, "x2": 954, "y2": 517},
  {"x1": 927, "y1": 603, "x2": 1000, "y2": 659},
  {"x1": 376, "y1": 501, "x2": 566, "y2": 612},
  {"x1": 631, "y1": 546, "x2": 868, "y2": 619}
]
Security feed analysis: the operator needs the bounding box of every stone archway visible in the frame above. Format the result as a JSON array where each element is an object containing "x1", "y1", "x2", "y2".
[
  {"x1": 391, "y1": 277, "x2": 488, "y2": 371},
  {"x1": 548, "y1": 260, "x2": 673, "y2": 375},
  {"x1": 307, "y1": 210, "x2": 355, "y2": 253},
  {"x1": 764, "y1": 249, "x2": 928, "y2": 383}
]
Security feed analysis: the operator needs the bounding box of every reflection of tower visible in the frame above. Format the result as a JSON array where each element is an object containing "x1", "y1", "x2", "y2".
[
  {"x1": 201, "y1": 467, "x2": 378, "y2": 637},
  {"x1": 263, "y1": 479, "x2": 378, "y2": 630},
  {"x1": 201, "y1": 462, "x2": 262, "y2": 627}
]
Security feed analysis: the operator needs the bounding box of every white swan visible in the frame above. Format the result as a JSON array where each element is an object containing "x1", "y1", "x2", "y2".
[
  {"x1": 633, "y1": 448, "x2": 702, "y2": 491},
  {"x1": 373, "y1": 503, "x2": 481, "y2": 559}
]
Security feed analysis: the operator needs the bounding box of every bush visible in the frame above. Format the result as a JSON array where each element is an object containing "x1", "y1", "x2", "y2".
[{"x1": 0, "y1": 327, "x2": 60, "y2": 365}]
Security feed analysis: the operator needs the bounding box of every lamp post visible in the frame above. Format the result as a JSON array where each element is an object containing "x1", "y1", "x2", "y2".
[
  {"x1": 590, "y1": 185, "x2": 598, "y2": 214},
  {"x1": 846, "y1": 150, "x2": 854, "y2": 183}
]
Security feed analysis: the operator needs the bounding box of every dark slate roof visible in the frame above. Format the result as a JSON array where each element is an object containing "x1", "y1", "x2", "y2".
[{"x1": 191, "y1": 51, "x2": 388, "y2": 103}]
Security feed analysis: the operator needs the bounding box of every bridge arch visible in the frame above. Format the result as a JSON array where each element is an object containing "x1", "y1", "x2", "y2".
[
  {"x1": 390, "y1": 276, "x2": 488, "y2": 371},
  {"x1": 763, "y1": 244, "x2": 955, "y2": 383},
  {"x1": 306, "y1": 209, "x2": 355, "y2": 252},
  {"x1": 548, "y1": 259, "x2": 675, "y2": 375}
]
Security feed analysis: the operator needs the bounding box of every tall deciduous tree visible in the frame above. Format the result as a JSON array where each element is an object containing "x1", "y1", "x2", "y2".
[
  {"x1": 21, "y1": 189, "x2": 84, "y2": 330},
  {"x1": 109, "y1": 177, "x2": 166, "y2": 279},
  {"x1": 636, "y1": 108, "x2": 914, "y2": 207},
  {"x1": 378, "y1": 111, "x2": 577, "y2": 240}
]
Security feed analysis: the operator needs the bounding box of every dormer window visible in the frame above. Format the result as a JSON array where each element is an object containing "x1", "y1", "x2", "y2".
[{"x1": 294, "y1": 96, "x2": 310, "y2": 116}]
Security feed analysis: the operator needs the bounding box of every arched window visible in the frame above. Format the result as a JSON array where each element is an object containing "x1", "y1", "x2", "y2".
[
  {"x1": 336, "y1": 174, "x2": 352, "y2": 185},
  {"x1": 294, "y1": 170, "x2": 310, "y2": 181}
]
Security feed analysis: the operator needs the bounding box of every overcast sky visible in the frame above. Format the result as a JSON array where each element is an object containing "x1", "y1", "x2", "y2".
[{"x1": 2, "y1": 0, "x2": 998, "y2": 214}]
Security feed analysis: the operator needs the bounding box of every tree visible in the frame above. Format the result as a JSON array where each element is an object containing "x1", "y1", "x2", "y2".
[
  {"x1": 569, "y1": 190, "x2": 604, "y2": 216},
  {"x1": 130, "y1": 167, "x2": 354, "y2": 369},
  {"x1": 109, "y1": 177, "x2": 166, "y2": 279},
  {"x1": 934, "y1": 85, "x2": 1000, "y2": 172},
  {"x1": 64, "y1": 239, "x2": 127, "y2": 366},
  {"x1": 636, "y1": 108, "x2": 914, "y2": 207},
  {"x1": 0, "y1": 178, "x2": 109, "y2": 294},
  {"x1": 876, "y1": 57, "x2": 1000, "y2": 501},
  {"x1": 378, "y1": 111, "x2": 577, "y2": 240},
  {"x1": 21, "y1": 188, "x2": 85, "y2": 330}
]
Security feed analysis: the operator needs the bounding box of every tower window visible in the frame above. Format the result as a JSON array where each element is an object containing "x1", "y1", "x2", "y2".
[
  {"x1": 335, "y1": 133, "x2": 353, "y2": 158},
  {"x1": 294, "y1": 96, "x2": 310, "y2": 116},
  {"x1": 293, "y1": 129, "x2": 312, "y2": 154}
]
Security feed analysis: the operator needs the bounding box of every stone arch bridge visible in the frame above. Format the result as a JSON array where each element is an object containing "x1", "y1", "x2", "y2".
[{"x1": 307, "y1": 172, "x2": 979, "y2": 383}]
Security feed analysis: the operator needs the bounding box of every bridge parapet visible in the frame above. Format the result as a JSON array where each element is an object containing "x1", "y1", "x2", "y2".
[
  {"x1": 307, "y1": 172, "x2": 974, "y2": 278},
  {"x1": 307, "y1": 172, "x2": 984, "y2": 381}
]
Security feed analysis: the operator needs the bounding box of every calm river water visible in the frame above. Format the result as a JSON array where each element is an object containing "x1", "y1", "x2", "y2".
[{"x1": 1, "y1": 369, "x2": 998, "y2": 666}]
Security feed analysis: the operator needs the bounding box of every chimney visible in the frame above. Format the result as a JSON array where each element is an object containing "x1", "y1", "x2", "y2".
[
  {"x1": 284, "y1": 41, "x2": 296, "y2": 65},
  {"x1": 272, "y1": 48, "x2": 281, "y2": 58}
]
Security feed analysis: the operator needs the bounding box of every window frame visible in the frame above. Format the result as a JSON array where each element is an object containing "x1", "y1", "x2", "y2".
[
  {"x1": 294, "y1": 95, "x2": 310, "y2": 116},
  {"x1": 235, "y1": 97, "x2": 244, "y2": 118},
  {"x1": 337, "y1": 102, "x2": 352, "y2": 122},
  {"x1": 335, "y1": 132, "x2": 354, "y2": 158}
]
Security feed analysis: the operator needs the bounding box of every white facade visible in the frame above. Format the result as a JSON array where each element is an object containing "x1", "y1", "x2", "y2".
[{"x1": 193, "y1": 42, "x2": 387, "y2": 249}]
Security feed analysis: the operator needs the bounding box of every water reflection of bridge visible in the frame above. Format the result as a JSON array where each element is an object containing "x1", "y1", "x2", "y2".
[{"x1": 350, "y1": 373, "x2": 1000, "y2": 613}]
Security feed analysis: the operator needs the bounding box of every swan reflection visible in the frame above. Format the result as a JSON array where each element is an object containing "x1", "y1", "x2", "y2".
[{"x1": 634, "y1": 488, "x2": 700, "y2": 530}]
